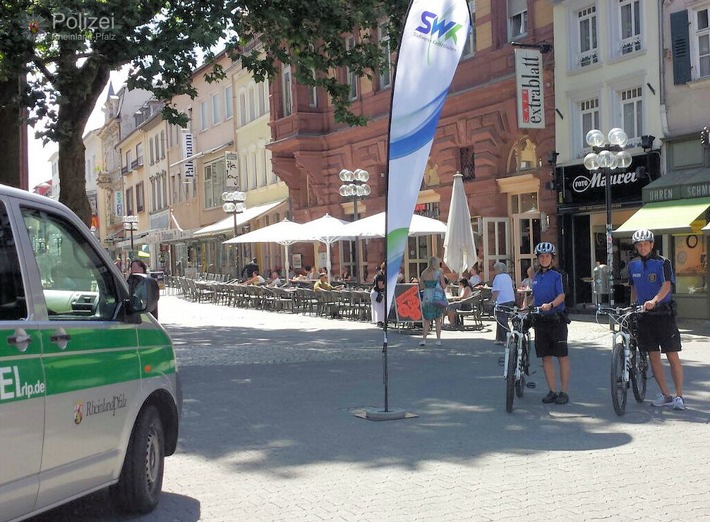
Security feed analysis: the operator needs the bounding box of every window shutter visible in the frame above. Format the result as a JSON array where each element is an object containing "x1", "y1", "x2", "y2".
[
  {"x1": 508, "y1": 0, "x2": 527, "y2": 16},
  {"x1": 671, "y1": 10, "x2": 691, "y2": 85}
]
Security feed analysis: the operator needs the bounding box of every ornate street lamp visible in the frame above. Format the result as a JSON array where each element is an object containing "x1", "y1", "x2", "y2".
[
  {"x1": 122, "y1": 215, "x2": 138, "y2": 253},
  {"x1": 583, "y1": 128, "x2": 633, "y2": 306},
  {"x1": 222, "y1": 191, "x2": 247, "y2": 275},
  {"x1": 339, "y1": 168, "x2": 371, "y2": 281}
]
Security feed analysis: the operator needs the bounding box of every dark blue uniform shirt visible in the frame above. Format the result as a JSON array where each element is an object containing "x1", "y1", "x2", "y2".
[
  {"x1": 532, "y1": 268, "x2": 566, "y2": 317},
  {"x1": 628, "y1": 253, "x2": 674, "y2": 304}
]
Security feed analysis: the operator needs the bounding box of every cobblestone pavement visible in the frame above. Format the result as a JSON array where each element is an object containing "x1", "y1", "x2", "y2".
[{"x1": 33, "y1": 296, "x2": 710, "y2": 521}]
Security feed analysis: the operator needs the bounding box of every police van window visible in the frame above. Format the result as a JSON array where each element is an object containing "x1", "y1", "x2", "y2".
[
  {"x1": 21, "y1": 207, "x2": 120, "y2": 320},
  {"x1": 0, "y1": 201, "x2": 28, "y2": 320}
]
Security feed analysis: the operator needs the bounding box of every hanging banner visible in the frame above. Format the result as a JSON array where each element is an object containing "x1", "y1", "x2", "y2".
[
  {"x1": 385, "y1": 0, "x2": 471, "y2": 314},
  {"x1": 181, "y1": 130, "x2": 194, "y2": 178},
  {"x1": 515, "y1": 48, "x2": 545, "y2": 129},
  {"x1": 225, "y1": 151, "x2": 239, "y2": 189}
]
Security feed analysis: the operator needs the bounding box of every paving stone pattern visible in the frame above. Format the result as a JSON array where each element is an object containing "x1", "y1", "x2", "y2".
[{"x1": 33, "y1": 296, "x2": 710, "y2": 521}]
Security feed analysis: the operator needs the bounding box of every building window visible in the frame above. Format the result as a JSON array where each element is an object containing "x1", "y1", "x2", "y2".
[
  {"x1": 258, "y1": 81, "x2": 267, "y2": 116},
  {"x1": 126, "y1": 187, "x2": 134, "y2": 215},
  {"x1": 225, "y1": 86, "x2": 233, "y2": 120},
  {"x1": 149, "y1": 137, "x2": 155, "y2": 165},
  {"x1": 282, "y1": 65, "x2": 293, "y2": 117},
  {"x1": 460, "y1": 146, "x2": 475, "y2": 182},
  {"x1": 508, "y1": 0, "x2": 527, "y2": 40},
  {"x1": 463, "y1": 1, "x2": 477, "y2": 58},
  {"x1": 135, "y1": 143, "x2": 144, "y2": 168},
  {"x1": 307, "y1": 69, "x2": 318, "y2": 107},
  {"x1": 248, "y1": 86, "x2": 256, "y2": 122},
  {"x1": 695, "y1": 6, "x2": 710, "y2": 78},
  {"x1": 203, "y1": 159, "x2": 226, "y2": 209},
  {"x1": 212, "y1": 93, "x2": 221, "y2": 125},
  {"x1": 136, "y1": 182, "x2": 145, "y2": 213},
  {"x1": 239, "y1": 89, "x2": 247, "y2": 126},
  {"x1": 377, "y1": 21, "x2": 392, "y2": 89},
  {"x1": 577, "y1": 5, "x2": 598, "y2": 67},
  {"x1": 580, "y1": 97, "x2": 600, "y2": 151},
  {"x1": 125, "y1": 150, "x2": 132, "y2": 173},
  {"x1": 619, "y1": 86, "x2": 643, "y2": 142},
  {"x1": 618, "y1": 0, "x2": 641, "y2": 55},
  {"x1": 160, "y1": 130, "x2": 165, "y2": 159},
  {"x1": 200, "y1": 100, "x2": 209, "y2": 130},
  {"x1": 345, "y1": 36, "x2": 358, "y2": 100}
]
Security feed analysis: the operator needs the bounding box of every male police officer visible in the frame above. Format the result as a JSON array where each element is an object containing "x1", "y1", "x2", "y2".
[{"x1": 628, "y1": 229, "x2": 685, "y2": 410}]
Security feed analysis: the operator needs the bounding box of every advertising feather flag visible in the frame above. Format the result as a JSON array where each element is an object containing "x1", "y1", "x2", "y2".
[{"x1": 378, "y1": 0, "x2": 470, "y2": 415}]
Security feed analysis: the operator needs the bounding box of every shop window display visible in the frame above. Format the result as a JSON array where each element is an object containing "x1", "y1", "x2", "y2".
[{"x1": 674, "y1": 235, "x2": 707, "y2": 295}]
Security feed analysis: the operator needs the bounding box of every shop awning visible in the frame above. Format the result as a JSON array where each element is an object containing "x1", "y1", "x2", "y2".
[
  {"x1": 614, "y1": 197, "x2": 710, "y2": 235},
  {"x1": 193, "y1": 199, "x2": 286, "y2": 238}
]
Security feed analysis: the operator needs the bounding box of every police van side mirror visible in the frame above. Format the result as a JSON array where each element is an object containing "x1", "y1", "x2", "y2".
[{"x1": 126, "y1": 273, "x2": 158, "y2": 314}]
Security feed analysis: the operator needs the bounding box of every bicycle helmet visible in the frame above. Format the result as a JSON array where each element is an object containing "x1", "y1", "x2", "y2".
[
  {"x1": 534, "y1": 242, "x2": 556, "y2": 256},
  {"x1": 632, "y1": 229, "x2": 654, "y2": 244}
]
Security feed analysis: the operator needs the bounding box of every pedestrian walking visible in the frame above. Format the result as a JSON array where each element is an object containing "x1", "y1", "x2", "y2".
[
  {"x1": 530, "y1": 242, "x2": 570, "y2": 404},
  {"x1": 419, "y1": 256, "x2": 446, "y2": 346},
  {"x1": 628, "y1": 229, "x2": 685, "y2": 410},
  {"x1": 370, "y1": 262, "x2": 386, "y2": 327}
]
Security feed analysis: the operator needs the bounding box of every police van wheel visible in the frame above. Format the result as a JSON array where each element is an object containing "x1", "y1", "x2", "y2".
[{"x1": 111, "y1": 405, "x2": 165, "y2": 514}]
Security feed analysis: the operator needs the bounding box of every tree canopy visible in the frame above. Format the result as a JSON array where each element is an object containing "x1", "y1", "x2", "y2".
[{"x1": 0, "y1": 0, "x2": 407, "y2": 223}]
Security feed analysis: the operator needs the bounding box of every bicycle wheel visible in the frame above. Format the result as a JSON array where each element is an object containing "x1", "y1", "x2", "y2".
[
  {"x1": 515, "y1": 338, "x2": 527, "y2": 398},
  {"x1": 611, "y1": 343, "x2": 627, "y2": 416},
  {"x1": 630, "y1": 344, "x2": 648, "y2": 403},
  {"x1": 505, "y1": 339, "x2": 517, "y2": 413}
]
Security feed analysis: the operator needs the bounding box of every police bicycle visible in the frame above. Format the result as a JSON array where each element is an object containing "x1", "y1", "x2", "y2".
[
  {"x1": 495, "y1": 305, "x2": 540, "y2": 413},
  {"x1": 596, "y1": 305, "x2": 648, "y2": 416}
]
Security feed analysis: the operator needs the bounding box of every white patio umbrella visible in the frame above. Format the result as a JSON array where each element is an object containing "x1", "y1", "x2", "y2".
[
  {"x1": 223, "y1": 219, "x2": 306, "y2": 279},
  {"x1": 443, "y1": 173, "x2": 477, "y2": 276},
  {"x1": 340, "y1": 211, "x2": 447, "y2": 239},
  {"x1": 296, "y1": 214, "x2": 350, "y2": 282}
]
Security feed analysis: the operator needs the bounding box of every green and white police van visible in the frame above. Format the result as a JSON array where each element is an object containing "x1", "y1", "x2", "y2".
[{"x1": 0, "y1": 184, "x2": 181, "y2": 521}]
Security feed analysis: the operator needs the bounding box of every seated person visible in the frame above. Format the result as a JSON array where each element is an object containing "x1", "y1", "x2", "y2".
[
  {"x1": 267, "y1": 271, "x2": 282, "y2": 287},
  {"x1": 446, "y1": 278, "x2": 474, "y2": 326},
  {"x1": 305, "y1": 265, "x2": 319, "y2": 281},
  {"x1": 314, "y1": 272, "x2": 340, "y2": 291},
  {"x1": 518, "y1": 266, "x2": 534, "y2": 307},
  {"x1": 244, "y1": 270, "x2": 266, "y2": 285},
  {"x1": 468, "y1": 264, "x2": 483, "y2": 288}
]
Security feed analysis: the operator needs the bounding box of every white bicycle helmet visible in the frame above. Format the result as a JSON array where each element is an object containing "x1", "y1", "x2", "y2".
[
  {"x1": 632, "y1": 229, "x2": 654, "y2": 244},
  {"x1": 534, "y1": 242, "x2": 556, "y2": 255}
]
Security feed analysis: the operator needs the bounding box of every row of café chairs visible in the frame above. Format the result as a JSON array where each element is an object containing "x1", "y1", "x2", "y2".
[{"x1": 167, "y1": 276, "x2": 373, "y2": 322}]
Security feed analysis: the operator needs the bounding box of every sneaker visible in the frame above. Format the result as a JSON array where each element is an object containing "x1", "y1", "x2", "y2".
[
  {"x1": 419, "y1": 340, "x2": 426, "y2": 346},
  {"x1": 435, "y1": 340, "x2": 442, "y2": 346},
  {"x1": 651, "y1": 393, "x2": 673, "y2": 407},
  {"x1": 542, "y1": 391, "x2": 558, "y2": 404},
  {"x1": 672, "y1": 396, "x2": 686, "y2": 410},
  {"x1": 555, "y1": 392, "x2": 569, "y2": 405}
]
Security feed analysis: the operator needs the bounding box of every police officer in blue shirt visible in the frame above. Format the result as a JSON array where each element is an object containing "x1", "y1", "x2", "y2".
[
  {"x1": 628, "y1": 229, "x2": 684, "y2": 410},
  {"x1": 530, "y1": 242, "x2": 570, "y2": 405}
]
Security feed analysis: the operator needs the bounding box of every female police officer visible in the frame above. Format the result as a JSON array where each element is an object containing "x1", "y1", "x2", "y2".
[{"x1": 530, "y1": 242, "x2": 570, "y2": 405}]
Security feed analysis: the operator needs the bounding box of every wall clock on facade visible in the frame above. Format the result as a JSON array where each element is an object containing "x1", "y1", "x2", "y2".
[
  {"x1": 686, "y1": 235, "x2": 698, "y2": 249},
  {"x1": 677, "y1": 251, "x2": 688, "y2": 265}
]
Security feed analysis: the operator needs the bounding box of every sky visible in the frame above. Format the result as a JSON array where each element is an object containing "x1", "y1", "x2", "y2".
[{"x1": 27, "y1": 67, "x2": 129, "y2": 189}]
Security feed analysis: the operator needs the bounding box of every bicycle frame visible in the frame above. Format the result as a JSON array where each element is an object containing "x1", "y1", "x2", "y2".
[
  {"x1": 497, "y1": 305, "x2": 539, "y2": 380},
  {"x1": 599, "y1": 305, "x2": 644, "y2": 380},
  {"x1": 597, "y1": 304, "x2": 646, "y2": 415}
]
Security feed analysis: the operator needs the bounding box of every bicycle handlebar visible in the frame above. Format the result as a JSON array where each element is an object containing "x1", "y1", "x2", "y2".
[
  {"x1": 494, "y1": 304, "x2": 542, "y2": 315},
  {"x1": 596, "y1": 304, "x2": 645, "y2": 316}
]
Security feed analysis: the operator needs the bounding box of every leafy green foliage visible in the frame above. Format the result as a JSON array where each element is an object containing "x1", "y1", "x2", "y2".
[{"x1": 0, "y1": 0, "x2": 408, "y2": 218}]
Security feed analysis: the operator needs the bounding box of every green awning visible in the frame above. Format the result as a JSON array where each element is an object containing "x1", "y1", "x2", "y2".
[{"x1": 614, "y1": 197, "x2": 710, "y2": 235}]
